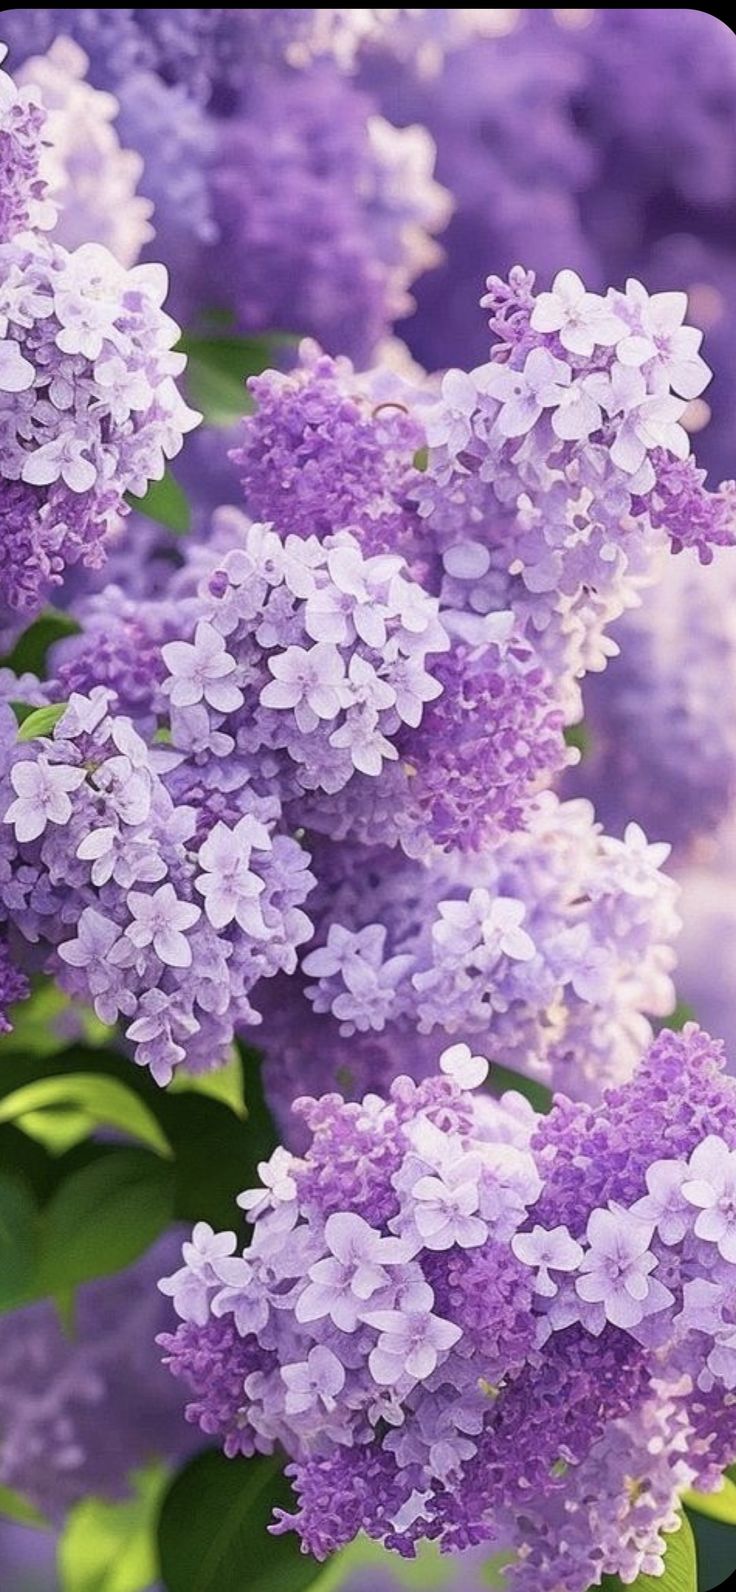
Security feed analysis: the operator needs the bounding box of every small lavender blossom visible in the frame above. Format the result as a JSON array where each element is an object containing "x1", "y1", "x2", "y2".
[
  {"x1": 575, "y1": 1206, "x2": 668, "y2": 1330},
  {"x1": 682, "y1": 1136, "x2": 736, "y2": 1262},
  {"x1": 5, "y1": 757, "x2": 85, "y2": 843}
]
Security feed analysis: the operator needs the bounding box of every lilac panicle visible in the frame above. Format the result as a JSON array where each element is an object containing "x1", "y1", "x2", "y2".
[
  {"x1": 0, "y1": 1232, "x2": 196, "y2": 1520},
  {"x1": 160, "y1": 1025, "x2": 736, "y2": 1587}
]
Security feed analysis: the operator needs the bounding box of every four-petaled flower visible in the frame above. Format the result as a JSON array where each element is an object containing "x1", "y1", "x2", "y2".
[
  {"x1": 479, "y1": 347, "x2": 571, "y2": 437},
  {"x1": 365, "y1": 1307, "x2": 461, "y2": 1385},
  {"x1": 195, "y1": 815, "x2": 270, "y2": 933},
  {"x1": 296, "y1": 1212, "x2": 413, "y2": 1332},
  {"x1": 576, "y1": 1205, "x2": 671, "y2": 1328},
  {"x1": 5, "y1": 757, "x2": 86, "y2": 843},
  {"x1": 126, "y1": 882, "x2": 201, "y2": 968},
  {"x1": 512, "y1": 1224, "x2": 584, "y2": 1297},
  {"x1": 682, "y1": 1136, "x2": 736, "y2": 1262},
  {"x1": 281, "y1": 1346, "x2": 346, "y2": 1415}
]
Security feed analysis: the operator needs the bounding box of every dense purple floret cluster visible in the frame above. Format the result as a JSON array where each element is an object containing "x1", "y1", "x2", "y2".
[
  {"x1": 160, "y1": 1027, "x2": 736, "y2": 1587},
  {"x1": 0, "y1": 1232, "x2": 194, "y2": 1519}
]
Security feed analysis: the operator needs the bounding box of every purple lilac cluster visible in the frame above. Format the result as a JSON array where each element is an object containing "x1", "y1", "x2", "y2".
[
  {"x1": 160, "y1": 1025, "x2": 736, "y2": 1587},
  {"x1": 358, "y1": 9, "x2": 736, "y2": 481},
  {"x1": 235, "y1": 273, "x2": 732, "y2": 731},
  {"x1": 200, "y1": 67, "x2": 450, "y2": 364},
  {"x1": 566, "y1": 547, "x2": 736, "y2": 853},
  {"x1": 258, "y1": 795, "x2": 679, "y2": 1136},
  {"x1": 2, "y1": 14, "x2": 451, "y2": 362},
  {"x1": 412, "y1": 265, "x2": 731, "y2": 717},
  {"x1": 0, "y1": 226, "x2": 198, "y2": 628},
  {"x1": 0, "y1": 42, "x2": 55, "y2": 245},
  {"x1": 16, "y1": 38, "x2": 153, "y2": 267},
  {"x1": 0, "y1": 692, "x2": 314, "y2": 1083},
  {"x1": 1, "y1": 44, "x2": 198, "y2": 632},
  {"x1": 0, "y1": 1232, "x2": 195, "y2": 1520},
  {"x1": 64, "y1": 496, "x2": 568, "y2": 857}
]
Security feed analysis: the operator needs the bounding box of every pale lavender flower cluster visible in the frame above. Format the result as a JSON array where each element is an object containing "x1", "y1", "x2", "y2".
[
  {"x1": 0, "y1": 1233, "x2": 195, "y2": 1520},
  {"x1": 0, "y1": 42, "x2": 55, "y2": 244},
  {"x1": 0, "y1": 224, "x2": 198, "y2": 626},
  {"x1": 412, "y1": 265, "x2": 732, "y2": 717},
  {"x1": 566, "y1": 547, "x2": 736, "y2": 853},
  {"x1": 16, "y1": 38, "x2": 153, "y2": 266},
  {"x1": 0, "y1": 693, "x2": 314, "y2": 1083},
  {"x1": 160, "y1": 1026, "x2": 736, "y2": 1588},
  {"x1": 258, "y1": 794, "x2": 679, "y2": 1135},
  {"x1": 202, "y1": 67, "x2": 450, "y2": 364}
]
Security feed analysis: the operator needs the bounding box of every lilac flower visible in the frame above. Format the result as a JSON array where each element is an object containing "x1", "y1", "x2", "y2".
[
  {"x1": 282, "y1": 1346, "x2": 346, "y2": 1416},
  {"x1": 682, "y1": 1136, "x2": 736, "y2": 1262},
  {"x1": 512, "y1": 1225, "x2": 584, "y2": 1298},
  {"x1": 575, "y1": 1206, "x2": 669, "y2": 1329},
  {"x1": 158, "y1": 1222, "x2": 236, "y2": 1327},
  {"x1": 412, "y1": 1166, "x2": 487, "y2": 1251},
  {"x1": 632, "y1": 1161, "x2": 692, "y2": 1247},
  {"x1": 261, "y1": 642, "x2": 349, "y2": 727},
  {"x1": 58, "y1": 906, "x2": 122, "y2": 995},
  {"x1": 480, "y1": 346, "x2": 571, "y2": 437},
  {"x1": 530, "y1": 269, "x2": 624, "y2": 356},
  {"x1": 4, "y1": 756, "x2": 85, "y2": 842},
  {"x1": 366, "y1": 1308, "x2": 462, "y2": 1386},
  {"x1": 611, "y1": 279, "x2": 711, "y2": 399},
  {"x1": 439, "y1": 1044, "x2": 489, "y2": 1091},
  {"x1": 195, "y1": 817, "x2": 269, "y2": 934},
  {"x1": 163, "y1": 622, "x2": 243, "y2": 713},
  {"x1": 238, "y1": 1148, "x2": 297, "y2": 1222},
  {"x1": 126, "y1": 883, "x2": 201, "y2": 969},
  {"x1": 297, "y1": 1213, "x2": 412, "y2": 1332}
]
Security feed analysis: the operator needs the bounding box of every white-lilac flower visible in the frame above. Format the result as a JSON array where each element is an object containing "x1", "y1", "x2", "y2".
[
  {"x1": 512, "y1": 1225, "x2": 584, "y2": 1298},
  {"x1": 163, "y1": 622, "x2": 243, "y2": 714},
  {"x1": 125, "y1": 882, "x2": 201, "y2": 969},
  {"x1": 575, "y1": 1205, "x2": 668, "y2": 1329},
  {"x1": 5, "y1": 757, "x2": 85, "y2": 843},
  {"x1": 682, "y1": 1136, "x2": 736, "y2": 1263}
]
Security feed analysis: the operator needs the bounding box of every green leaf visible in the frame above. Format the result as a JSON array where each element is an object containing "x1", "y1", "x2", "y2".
[
  {"x1": 36, "y1": 1148, "x2": 174, "y2": 1294},
  {"x1": 0, "y1": 1482, "x2": 50, "y2": 1530},
  {"x1": 126, "y1": 469, "x2": 191, "y2": 534},
  {"x1": 601, "y1": 1512, "x2": 696, "y2": 1592},
  {"x1": 59, "y1": 1462, "x2": 167, "y2": 1592},
  {"x1": 685, "y1": 1476, "x2": 736, "y2": 1524},
  {"x1": 0, "y1": 981, "x2": 113, "y2": 1062},
  {"x1": 660, "y1": 1000, "x2": 697, "y2": 1033},
  {"x1": 0, "y1": 1075, "x2": 172, "y2": 1159},
  {"x1": 16, "y1": 701, "x2": 69, "y2": 741},
  {"x1": 486, "y1": 1063, "x2": 553, "y2": 1114},
  {"x1": 2, "y1": 607, "x2": 81, "y2": 676},
  {"x1": 168, "y1": 1048, "x2": 245, "y2": 1117},
  {"x1": 158, "y1": 1450, "x2": 322, "y2": 1592},
  {"x1": 179, "y1": 334, "x2": 296, "y2": 427},
  {"x1": 0, "y1": 1171, "x2": 39, "y2": 1310},
  {"x1": 564, "y1": 720, "x2": 590, "y2": 759}
]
